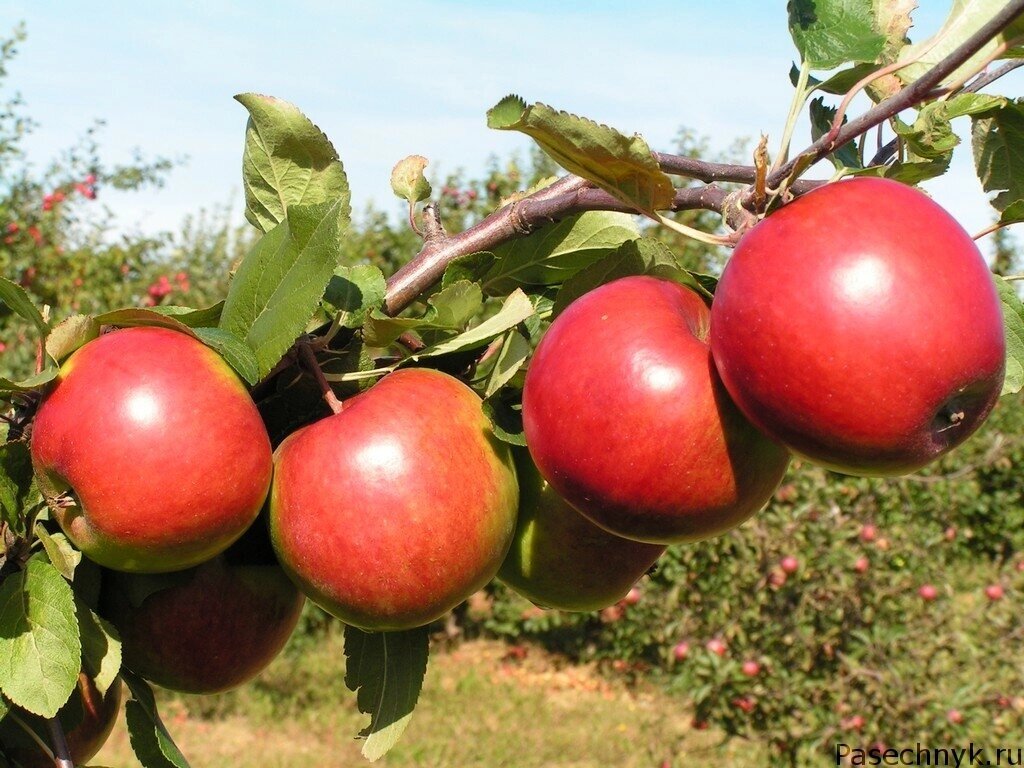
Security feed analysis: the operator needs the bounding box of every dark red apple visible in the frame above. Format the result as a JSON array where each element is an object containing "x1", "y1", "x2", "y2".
[
  {"x1": 99, "y1": 520, "x2": 304, "y2": 693},
  {"x1": 710, "y1": 177, "x2": 1005, "y2": 476},
  {"x1": 522, "y1": 275, "x2": 789, "y2": 544},
  {"x1": 498, "y1": 452, "x2": 664, "y2": 612},
  {"x1": 31, "y1": 326, "x2": 273, "y2": 572},
  {"x1": 269, "y1": 368, "x2": 518, "y2": 631},
  {"x1": 0, "y1": 673, "x2": 121, "y2": 768}
]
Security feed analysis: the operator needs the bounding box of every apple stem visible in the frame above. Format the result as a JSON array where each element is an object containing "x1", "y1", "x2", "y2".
[
  {"x1": 45, "y1": 716, "x2": 75, "y2": 768},
  {"x1": 298, "y1": 342, "x2": 345, "y2": 415}
]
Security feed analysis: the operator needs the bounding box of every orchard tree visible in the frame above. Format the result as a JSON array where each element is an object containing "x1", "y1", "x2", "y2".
[{"x1": 2, "y1": 3, "x2": 1024, "y2": 767}]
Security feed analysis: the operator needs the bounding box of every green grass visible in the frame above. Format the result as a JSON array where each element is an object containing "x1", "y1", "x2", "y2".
[{"x1": 93, "y1": 632, "x2": 765, "y2": 768}]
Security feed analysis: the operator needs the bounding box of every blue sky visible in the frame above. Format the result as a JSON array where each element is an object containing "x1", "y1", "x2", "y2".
[{"x1": 0, "y1": 1, "x2": 1018, "y2": 251}]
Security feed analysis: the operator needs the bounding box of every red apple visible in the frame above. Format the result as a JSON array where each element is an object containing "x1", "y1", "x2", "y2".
[
  {"x1": 523, "y1": 276, "x2": 789, "y2": 544},
  {"x1": 947, "y1": 708, "x2": 964, "y2": 725},
  {"x1": 31, "y1": 326, "x2": 272, "y2": 572},
  {"x1": 672, "y1": 641, "x2": 690, "y2": 662},
  {"x1": 984, "y1": 584, "x2": 1005, "y2": 602},
  {"x1": 918, "y1": 584, "x2": 939, "y2": 602},
  {"x1": 741, "y1": 660, "x2": 761, "y2": 677},
  {"x1": 100, "y1": 520, "x2": 304, "y2": 693},
  {"x1": 780, "y1": 555, "x2": 799, "y2": 574},
  {"x1": 710, "y1": 178, "x2": 1005, "y2": 476},
  {"x1": 0, "y1": 673, "x2": 122, "y2": 768},
  {"x1": 859, "y1": 524, "x2": 878, "y2": 543},
  {"x1": 270, "y1": 368, "x2": 518, "y2": 631},
  {"x1": 841, "y1": 714, "x2": 865, "y2": 732},
  {"x1": 706, "y1": 637, "x2": 728, "y2": 657},
  {"x1": 853, "y1": 556, "x2": 870, "y2": 574},
  {"x1": 498, "y1": 453, "x2": 664, "y2": 612}
]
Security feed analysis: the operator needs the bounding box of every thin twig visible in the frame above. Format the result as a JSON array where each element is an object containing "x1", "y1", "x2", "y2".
[{"x1": 297, "y1": 342, "x2": 344, "y2": 415}]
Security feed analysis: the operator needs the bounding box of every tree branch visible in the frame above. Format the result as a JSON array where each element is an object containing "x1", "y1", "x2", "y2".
[{"x1": 764, "y1": 0, "x2": 1024, "y2": 193}]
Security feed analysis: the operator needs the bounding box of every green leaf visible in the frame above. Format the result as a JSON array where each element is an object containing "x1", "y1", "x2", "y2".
[
  {"x1": 45, "y1": 315, "x2": 99, "y2": 364},
  {"x1": 482, "y1": 397, "x2": 526, "y2": 446},
  {"x1": 123, "y1": 671, "x2": 191, "y2": 768},
  {"x1": 442, "y1": 252, "x2": 495, "y2": 289},
  {"x1": 0, "y1": 368, "x2": 57, "y2": 395},
  {"x1": 92, "y1": 308, "x2": 196, "y2": 335},
  {"x1": 972, "y1": 100, "x2": 1024, "y2": 215},
  {"x1": 191, "y1": 327, "x2": 260, "y2": 386},
  {"x1": 995, "y1": 275, "x2": 1024, "y2": 396},
  {"x1": 147, "y1": 302, "x2": 225, "y2": 328},
  {"x1": 390, "y1": 155, "x2": 432, "y2": 204},
  {"x1": 999, "y1": 200, "x2": 1024, "y2": 226},
  {"x1": 487, "y1": 96, "x2": 673, "y2": 217},
  {"x1": 235, "y1": 93, "x2": 351, "y2": 236},
  {"x1": 0, "y1": 558, "x2": 81, "y2": 717},
  {"x1": 344, "y1": 625, "x2": 429, "y2": 762},
  {"x1": 0, "y1": 277, "x2": 47, "y2": 334},
  {"x1": 895, "y1": 94, "x2": 1005, "y2": 160},
  {"x1": 219, "y1": 200, "x2": 345, "y2": 379},
  {"x1": 361, "y1": 312, "x2": 426, "y2": 349},
  {"x1": 324, "y1": 265, "x2": 387, "y2": 329},
  {"x1": 480, "y1": 211, "x2": 639, "y2": 296},
  {"x1": 76, "y1": 599, "x2": 121, "y2": 697},
  {"x1": 34, "y1": 526, "x2": 81, "y2": 581},
  {"x1": 0, "y1": 442, "x2": 36, "y2": 536},
  {"x1": 553, "y1": 238, "x2": 710, "y2": 317},
  {"x1": 482, "y1": 330, "x2": 531, "y2": 399},
  {"x1": 793, "y1": 62, "x2": 878, "y2": 95},
  {"x1": 787, "y1": 0, "x2": 886, "y2": 70},
  {"x1": 413, "y1": 289, "x2": 535, "y2": 359},
  {"x1": 850, "y1": 156, "x2": 952, "y2": 184},
  {"x1": 897, "y1": 0, "x2": 1024, "y2": 88},
  {"x1": 424, "y1": 280, "x2": 483, "y2": 329},
  {"x1": 809, "y1": 97, "x2": 862, "y2": 170}
]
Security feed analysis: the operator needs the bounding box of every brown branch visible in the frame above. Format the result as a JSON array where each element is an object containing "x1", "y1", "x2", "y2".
[{"x1": 764, "y1": 0, "x2": 1024, "y2": 192}]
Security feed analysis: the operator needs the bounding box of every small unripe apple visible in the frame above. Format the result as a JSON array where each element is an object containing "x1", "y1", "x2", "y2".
[
  {"x1": 985, "y1": 584, "x2": 1005, "y2": 602},
  {"x1": 0, "y1": 673, "x2": 122, "y2": 768},
  {"x1": 31, "y1": 327, "x2": 272, "y2": 572},
  {"x1": 741, "y1": 660, "x2": 761, "y2": 677},
  {"x1": 100, "y1": 520, "x2": 304, "y2": 693},
  {"x1": 498, "y1": 452, "x2": 664, "y2": 612},
  {"x1": 711, "y1": 178, "x2": 1005, "y2": 476},
  {"x1": 706, "y1": 637, "x2": 727, "y2": 657},
  {"x1": 918, "y1": 584, "x2": 939, "y2": 602},
  {"x1": 271, "y1": 368, "x2": 518, "y2": 631},
  {"x1": 523, "y1": 276, "x2": 789, "y2": 544},
  {"x1": 780, "y1": 556, "x2": 799, "y2": 574}
]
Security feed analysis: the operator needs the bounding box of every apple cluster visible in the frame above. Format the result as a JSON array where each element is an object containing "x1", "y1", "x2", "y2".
[{"x1": 20, "y1": 177, "x2": 1006, "y2": 763}]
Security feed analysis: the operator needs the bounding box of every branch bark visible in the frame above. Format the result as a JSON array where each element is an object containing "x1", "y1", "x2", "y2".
[{"x1": 46, "y1": 716, "x2": 74, "y2": 768}]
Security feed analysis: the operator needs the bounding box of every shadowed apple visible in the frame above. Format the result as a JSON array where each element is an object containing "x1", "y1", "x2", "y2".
[
  {"x1": 498, "y1": 451, "x2": 665, "y2": 611},
  {"x1": 31, "y1": 326, "x2": 273, "y2": 572},
  {"x1": 523, "y1": 275, "x2": 790, "y2": 544},
  {"x1": 0, "y1": 673, "x2": 122, "y2": 768},
  {"x1": 99, "y1": 519, "x2": 305, "y2": 694},
  {"x1": 710, "y1": 177, "x2": 1005, "y2": 476},
  {"x1": 270, "y1": 368, "x2": 519, "y2": 631}
]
